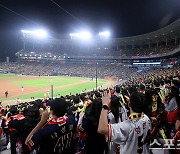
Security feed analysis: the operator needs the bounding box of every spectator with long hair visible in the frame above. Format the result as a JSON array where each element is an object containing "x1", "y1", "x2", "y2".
[
  {"x1": 8, "y1": 105, "x2": 40, "y2": 154},
  {"x1": 108, "y1": 95, "x2": 128, "y2": 153},
  {"x1": 163, "y1": 86, "x2": 180, "y2": 138},
  {"x1": 79, "y1": 98, "x2": 107, "y2": 154}
]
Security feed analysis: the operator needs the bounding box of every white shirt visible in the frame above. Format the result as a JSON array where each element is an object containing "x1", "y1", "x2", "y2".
[
  {"x1": 108, "y1": 107, "x2": 128, "y2": 154},
  {"x1": 108, "y1": 114, "x2": 151, "y2": 154}
]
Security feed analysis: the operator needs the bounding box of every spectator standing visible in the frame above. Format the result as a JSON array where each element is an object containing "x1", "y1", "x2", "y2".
[
  {"x1": 26, "y1": 98, "x2": 77, "y2": 154},
  {"x1": 79, "y1": 98, "x2": 107, "y2": 154},
  {"x1": 98, "y1": 91, "x2": 151, "y2": 154},
  {"x1": 8, "y1": 106, "x2": 40, "y2": 154},
  {"x1": 108, "y1": 95, "x2": 128, "y2": 154}
]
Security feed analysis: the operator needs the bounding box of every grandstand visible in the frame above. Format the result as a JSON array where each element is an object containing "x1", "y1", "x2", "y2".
[
  {"x1": 17, "y1": 19, "x2": 180, "y2": 60},
  {"x1": 13, "y1": 19, "x2": 180, "y2": 79}
]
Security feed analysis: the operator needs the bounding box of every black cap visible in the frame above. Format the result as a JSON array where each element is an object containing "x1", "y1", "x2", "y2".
[{"x1": 49, "y1": 98, "x2": 68, "y2": 117}]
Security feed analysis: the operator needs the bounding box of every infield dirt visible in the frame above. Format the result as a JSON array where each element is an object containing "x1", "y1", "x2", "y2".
[{"x1": 0, "y1": 76, "x2": 116, "y2": 106}]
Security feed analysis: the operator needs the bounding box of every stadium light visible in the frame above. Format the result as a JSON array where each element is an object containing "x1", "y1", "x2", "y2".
[
  {"x1": 21, "y1": 30, "x2": 47, "y2": 38},
  {"x1": 70, "y1": 33, "x2": 79, "y2": 37},
  {"x1": 69, "y1": 31, "x2": 92, "y2": 40},
  {"x1": 34, "y1": 30, "x2": 47, "y2": 38},
  {"x1": 79, "y1": 31, "x2": 92, "y2": 39},
  {"x1": 21, "y1": 30, "x2": 30, "y2": 33},
  {"x1": 98, "y1": 31, "x2": 110, "y2": 38},
  {"x1": 69, "y1": 33, "x2": 79, "y2": 39}
]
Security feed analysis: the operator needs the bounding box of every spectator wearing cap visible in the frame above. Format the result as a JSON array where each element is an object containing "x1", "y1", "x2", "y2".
[{"x1": 26, "y1": 98, "x2": 77, "y2": 154}]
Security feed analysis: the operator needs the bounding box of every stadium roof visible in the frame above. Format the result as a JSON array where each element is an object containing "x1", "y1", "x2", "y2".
[{"x1": 112, "y1": 18, "x2": 180, "y2": 45}]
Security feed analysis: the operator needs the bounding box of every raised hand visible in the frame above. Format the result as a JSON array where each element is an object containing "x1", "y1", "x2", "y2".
[{"x1": 101, "y1": 90, "x2": 111, "y2": 106}]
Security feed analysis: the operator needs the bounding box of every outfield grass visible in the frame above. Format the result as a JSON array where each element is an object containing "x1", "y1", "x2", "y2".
[
  {"x1": 15, "y1": 80, "x2": 106, "y2": 100},
  {"x1": 11, "y1": 76, "x2": 90, "y2": 87},
  {"x1": 0, "y1": 74, "x2": 21, "y2": 78},
  {"x1": 0, "y1": 74, "x2": 108, "y2": 101}
]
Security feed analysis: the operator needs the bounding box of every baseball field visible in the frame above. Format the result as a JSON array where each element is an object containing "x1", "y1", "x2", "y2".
[{"x1": 0, "y1": 74, "x2": 114, "y2": 104}]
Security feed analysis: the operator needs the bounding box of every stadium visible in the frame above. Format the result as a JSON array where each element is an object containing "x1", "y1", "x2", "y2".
[
  {"x1": 1, "y1": 19, "x2": 180, "y2": 103},
  {"x1": 0, "y1": 1, "x2": 180, "y2": 154}
]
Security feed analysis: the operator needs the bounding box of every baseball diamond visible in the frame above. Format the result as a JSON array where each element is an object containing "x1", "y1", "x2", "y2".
[{"x1": 0, "y1": 74, "x2": 114, "y2": 104}]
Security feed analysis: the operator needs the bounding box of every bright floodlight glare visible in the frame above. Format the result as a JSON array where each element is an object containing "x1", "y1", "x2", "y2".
[
  {"x1": 79, "y1": 31, "x2": 91, "y2": 39},
  {"x1": 33, "y1": 30, "x2": 47, "y2": 38},
  {"x1": 21, "y1": 30, "x2": 31, "y2": 33},
  {"x1": 21, "y1": 30, "x2": 47, "y2": 38},
  {"x1": 70, "y1": 31, "x2": 92, "y2": 40},
  {"x1": 99, "y1": 31, "x2": 110, "y2": 37},
  {"x1": 69, "y1": 33, "x2": 79, "y2": 37}
]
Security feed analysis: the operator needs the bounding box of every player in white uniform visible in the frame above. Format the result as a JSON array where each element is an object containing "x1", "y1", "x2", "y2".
[
  {"x1": 98, "y1": 91, "x2": 151, "y2": 154},
  {"x1": 22, "y1": 85, "x2": 24, "y2": 92}
]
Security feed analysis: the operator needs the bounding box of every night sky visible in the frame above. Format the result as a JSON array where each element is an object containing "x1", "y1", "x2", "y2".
[{"x1": 0, "y1": 0, "x2": 180, "y2": 61}]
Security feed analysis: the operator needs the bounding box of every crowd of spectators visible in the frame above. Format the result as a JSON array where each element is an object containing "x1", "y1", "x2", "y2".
[
  {"x1": 17, "y1": 42, "x2": 180, "y2": 60},
  {"x1": 124, "y1": 44, "x2": 179, "y2": 57},
  {"x1": 0, "y1": 66, "x2": 180, "y2": 154},
  {"x1": 0, "y1": 62, "x2": 137, "y2": 79}
]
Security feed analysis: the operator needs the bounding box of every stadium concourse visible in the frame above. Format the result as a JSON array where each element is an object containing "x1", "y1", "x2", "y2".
[{"x1": 0, "y1": 20, "x2": 180, "y2": 154}]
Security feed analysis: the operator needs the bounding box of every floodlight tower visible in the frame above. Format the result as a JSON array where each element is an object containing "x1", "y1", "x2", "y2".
[
  {"x1": 21, "y1": 30, "x2": 47, "y2": 38},
  {"x1": 21, "y1": 30, "x2": 47, "y2": 50},
  {"x1": 70, "y1": 31, "x2": 95, "y2": 89}
]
